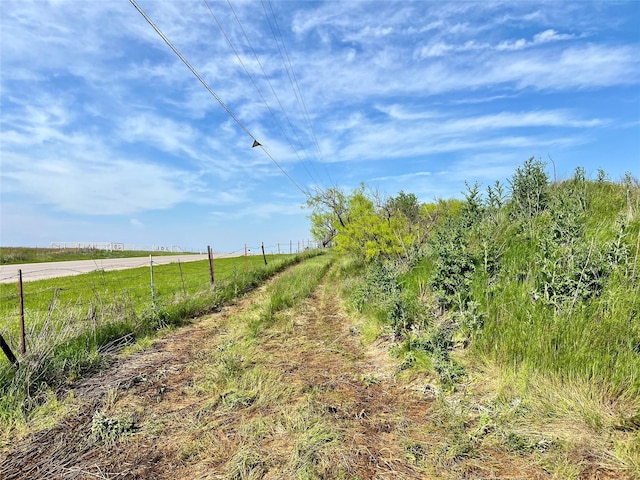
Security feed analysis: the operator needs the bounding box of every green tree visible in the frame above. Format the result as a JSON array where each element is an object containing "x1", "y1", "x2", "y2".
[
  {"x1": 306, "y1": 187, "x2": 348, "y2": 246},
  {"x1": 509, "y1": 157, "x2": 549, "y2": 220},
  {"x1": 335, "y1": 187, "x2": 403, "y2": 261}
]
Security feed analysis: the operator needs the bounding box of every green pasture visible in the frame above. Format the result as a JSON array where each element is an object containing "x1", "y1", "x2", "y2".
[
  {"x1": 0, "y1": 251, "x2": 322, "y2": 414},
  {"x1": 0, "y1": 254, "x2": 293, "y2": 344}
]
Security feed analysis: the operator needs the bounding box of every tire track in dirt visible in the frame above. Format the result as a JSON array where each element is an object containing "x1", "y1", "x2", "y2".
[{"x1": 253, "y1": 278, "x2": 437, "y2": 479}]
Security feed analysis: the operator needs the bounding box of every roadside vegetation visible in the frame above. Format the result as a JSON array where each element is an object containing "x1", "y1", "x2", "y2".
[
  {"x1": 2, "y1": 158, "x2": 638, "y2": 478},
  {"x1": 308, "y1": 159, "x2": 640, "y2": 477},
  {"x1": 0, "y1": 251, "x2": 320, "y2": 435},
  {"x1": 0, "y1": 246, "x2": 191, "y2": 265}
]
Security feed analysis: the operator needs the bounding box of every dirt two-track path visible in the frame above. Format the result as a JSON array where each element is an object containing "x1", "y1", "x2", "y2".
[{"x1": 1, "y1": 267, "x2": 546, "y2": 479}]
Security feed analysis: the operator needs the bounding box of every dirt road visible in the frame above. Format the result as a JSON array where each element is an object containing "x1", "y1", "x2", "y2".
[{"x1": 0, "y1": 263, "x2": 553, "y2": 479}]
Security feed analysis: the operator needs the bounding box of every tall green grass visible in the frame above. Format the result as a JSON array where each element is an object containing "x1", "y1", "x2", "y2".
[
  {"x1": 330, "y1": 169, "x2": 640, "y2": 476},
  {"x1": 472, "y1": 178, "x2": 640, "y2": 396},
  {"x1": 247, "y1": 253, "x2": 334, "y2": 337}
]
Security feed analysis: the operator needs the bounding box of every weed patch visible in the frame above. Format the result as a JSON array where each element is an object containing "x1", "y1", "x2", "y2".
[{"x1": 90, "y1": 411, "x2": 135, "y2": 445}]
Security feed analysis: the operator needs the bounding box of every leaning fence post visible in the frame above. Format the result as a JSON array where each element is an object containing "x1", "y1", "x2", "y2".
[
  {"x1": 18, "y1": 269, "x2": 25, "y2": 354},
  {"x1": 0, "y1": 333, "x2": 18, "y2": 368},
  {"x1": 261, "y1": 242, "x2": 267, "y2": 266},
  {"x1": 178, "y1": 259, "x2": 186, "y2": 296},
  {"x1": 207, "y1": 245, "x2": 215, "y2": 286},
  {"x1": 244, "y1": 244, "x2": 248, "y2": 273}
]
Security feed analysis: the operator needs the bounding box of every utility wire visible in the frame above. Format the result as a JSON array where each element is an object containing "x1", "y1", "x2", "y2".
[
  {"x1": 128, "y1": 0, "x2": 308, "y2": 196},
  {"x1": 263, "y1": 0, "x2": 331, "y2": 186},
  {"x1": 223, "y1": 0, "x2": 323, "y2": 186},
  {"x1": 203, "y1": 0, "x2": 319, "y2": 187}
]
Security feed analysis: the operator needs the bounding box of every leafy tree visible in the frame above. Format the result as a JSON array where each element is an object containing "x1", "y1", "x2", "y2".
[
  {"x1": 306, "y1": 186, "x2": 348, "y2": 246},
  {"x1": 308, "y1": 211, "x2": 337, "y2": 247},
  {"x1": 335, "y1": 187, "x2": 404, "y2": 261},
  {"x1": 308, "y1": 185, "x2": 439, "y2": 262},
  {"x1": 383, "y1": 191, "x2": 433, "y2": 260},
  {"x1": 386, "y1": 191, "x2": 421, "y2": 224}
]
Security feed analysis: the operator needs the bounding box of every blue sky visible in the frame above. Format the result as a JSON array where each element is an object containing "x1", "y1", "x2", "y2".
[{"x1": 1, "y1": 1, "x2": 639, "y2": 253}]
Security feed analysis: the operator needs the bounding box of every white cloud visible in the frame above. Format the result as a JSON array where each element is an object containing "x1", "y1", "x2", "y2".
[
  {"x1": 497, "y1": 29, "x2": 576, "y2": 51},
  {"x1": 235, "y1": 202, "x2": 305, "y2": 219},
  {"x1": 534, "y1": 29, "x2": 575, "y2": 43},
  {"x1": 369, "y1": 171, "x2": 435, "y2": 183},
  {"x1": 317, "y1": 107, "x2": 603, "y2": 165},
  {"x1": 2, "y1": 152, "x2": 199, "y2": 215},
  {"x1": 494, "y1": 45, "x2": 639, "y2": 90},
  {"x1": 119, "y1": 113, "x2": 201, "y2": 161}
]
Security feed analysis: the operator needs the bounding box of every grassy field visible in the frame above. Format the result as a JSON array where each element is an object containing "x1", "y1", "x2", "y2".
[
  {"x1": 0, "y1": 251, "x2": 321, "y2": 425},
  {"x1": 4, "y1": 251, "x2": 634, "y2": 478},
  {"x1": 0, "y1": 246, "x2": 192, "y2": 265},
  {"x1": 0, "y1": 253, "x2": 286, "y2": 334}
]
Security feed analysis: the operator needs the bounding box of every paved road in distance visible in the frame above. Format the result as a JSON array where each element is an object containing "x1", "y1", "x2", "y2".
[{"x1": 0, "y1": 254, "x2": 214, "y2": 284}]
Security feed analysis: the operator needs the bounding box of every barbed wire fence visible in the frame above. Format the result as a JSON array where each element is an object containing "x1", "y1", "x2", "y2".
[{"x1": 0, "y1": 240, "x2": 319, "y2": 367}]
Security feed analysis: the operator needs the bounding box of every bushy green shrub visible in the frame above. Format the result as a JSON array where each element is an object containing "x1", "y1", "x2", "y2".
[
  {"x1": 339, "y1": 160, "x2": 640, "y2": 395},
  {"x1": 509, "y1": 157, "x2": 550, "y2": 222}
]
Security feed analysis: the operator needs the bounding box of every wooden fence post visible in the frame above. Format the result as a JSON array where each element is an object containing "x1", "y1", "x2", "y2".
[
  {"x1": 261, "y1": 242, "x2": 267, "y2": 265},
  {"x1": 244, "y1": 244, "x2": 248, "y2": 273},
  {"x1": 207, "y1": 245, "x2": 215, "y2": 286},
  {"x1": 18, "y1": 269, "x2": 25, "y2": 354}
]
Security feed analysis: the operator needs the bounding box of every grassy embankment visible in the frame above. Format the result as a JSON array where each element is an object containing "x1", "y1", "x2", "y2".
[
  {"x1": 337, "y1": 168, "x2": 640, "y2": 478},
  {"x1": 0, "y1": 251, "x2": 321, "y2": 430},
  {"x1": 0, "y1": 246, "x2": 190, "y2": 265}
]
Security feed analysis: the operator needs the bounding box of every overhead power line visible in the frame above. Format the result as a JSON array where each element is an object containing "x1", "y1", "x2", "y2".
[
  {"x1": 224, "y1": 0, "x2": 325, "y2": 186},
  {"x1": 128, "y1": 0, "x2": 308, "y2": 196},
  {"x1": 262, "y1": 0, "x2": 331, "y2": 186},
  {"x1": 203, "y1": 0, "x2": 320, "y2": 187}
]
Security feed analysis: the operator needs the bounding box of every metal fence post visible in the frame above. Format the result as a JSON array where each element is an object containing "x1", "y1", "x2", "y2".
[
  {"x1": 178, "y1": 259, "x2": 186, "y2": 295},
  {"x1": 18, "y1": 269, "x2": 25, "y2": 354},
  {"x1": 0, "y1": 334, "x2": 18, "y2": 368},
  {"x1": 149, "y1": 254, "x2": 155, "y2": 305}
]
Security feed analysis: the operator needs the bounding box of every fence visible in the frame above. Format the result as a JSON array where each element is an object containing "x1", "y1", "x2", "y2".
[
  {"x1": 49, "y1": 242, "x2": 183, "y2": 252},
  {"x1": 0, "y1": 241, "x2": 320, "y2": 367}
]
